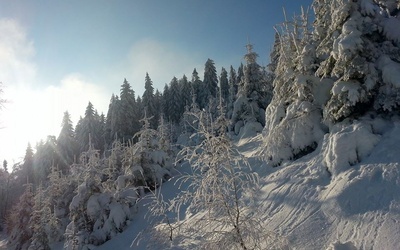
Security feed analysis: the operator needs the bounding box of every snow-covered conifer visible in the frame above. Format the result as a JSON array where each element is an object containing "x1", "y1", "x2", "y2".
[
  {"x1": 231, "y1": 43, "x2": 270, "y2": 133},
  {"x1": 7, "y1": 183, "x2": 34, "y2": 250},
  {"x1": 28, "y1": 184, "x2": 51, "y2": 250}
]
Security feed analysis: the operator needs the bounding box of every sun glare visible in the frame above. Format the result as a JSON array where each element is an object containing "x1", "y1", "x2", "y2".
[{"x1": 0, "y1": 86, "x2": 61, "y2": 164}]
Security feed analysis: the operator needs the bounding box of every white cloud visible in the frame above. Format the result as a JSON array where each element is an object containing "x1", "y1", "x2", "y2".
[
  {"x1": 0, "y1": 18, "x2": 111, "y2": 165},
  {"x1": 124, "y1": 38, "x2": 204, "y2": 94},
  {"x1": 0, "y1": 18, "x2": 36, "y2": 88}
]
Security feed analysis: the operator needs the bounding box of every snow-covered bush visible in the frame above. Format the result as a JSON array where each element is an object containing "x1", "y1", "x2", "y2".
[
  {"x1": 65, "y1": 145, "x2": 134, "y2": 249},
  {"x1": 120, "y1": 115, "x2": 173, "y2": 189}
]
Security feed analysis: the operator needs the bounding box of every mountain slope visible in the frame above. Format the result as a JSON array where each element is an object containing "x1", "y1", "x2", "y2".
[{"x1": 90, "y1": 118, "x2": 400, "y2": 249}]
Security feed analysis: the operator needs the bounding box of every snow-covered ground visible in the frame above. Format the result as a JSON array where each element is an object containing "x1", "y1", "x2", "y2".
[{"x1": 84, "y1": 118, "x2": 400, "y2": 249}]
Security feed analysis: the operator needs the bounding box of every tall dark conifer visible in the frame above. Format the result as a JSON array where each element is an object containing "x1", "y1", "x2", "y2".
[
  {"x1": 142, "y1": 73, "x2": 156, "y2": 128},
  {"x1": 168, "y1": 77, "x2": 181, "y2": 123},
  {"x1": 57, "y1": 111, "x2": 77, "y2": 173},
  {"x1": 219, "y1": 67, "x2": 229, "y2": 103},
  {"x1": 202, "y1": 59, "x2": 218, "y2": 107}
]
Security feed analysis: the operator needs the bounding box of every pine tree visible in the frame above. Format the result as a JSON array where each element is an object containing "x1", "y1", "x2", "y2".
[
  {"x1": 313, "y1": 0, "x2": 400, "y2": 122},
  {"x1": 219, "y1": 67, "x2": 229, "y2": 104},
  {"x1": 168, "y1": 77, "x2": 181, "y2": 124},
  {"x1": 237, "y1": 63, "x2": 244, "y2": 84},
  {"x1": 153, "y1": 89, "x2": 162, "y2": 129},
  {"x1": 122, "y1": 113, "x2": 172, "y2": 188},
  {"x1": 136, "y1": 96, "x2": 144, "y2": 125},
  {"x1": 119, "y1": 78, "x2": 140, "y2": 141},
  {"x1": 23, "y1": 143, "x2": 34, "y2": 184},
  {"x1": 33, "y1": 136, "x2": 58, "y2": 184},
  {"x1": 202, "y1": 58, "x2": 218, "y2": 108},
  {"x1": 231, "y1": 43, "x2": 269, "y2": 131},
  {"x1": 7, "y1": 183, "x2": 34, "y2": 250},
  {"x1": 75, "y1": 102, "x2": 103, "y2": 154},
  {"x1": 105, "y1": 94, "x2": 122, "y2": 146},
  {"x1": 261, "y1": 5, "x2": 323, "y2": 165},
  {"x1": 142, "y1": 73, "x2": 156, "y2": 128},
  {"x1": 162, "y1": 84, "x2": 170, "y2": 121},
  {"x1": 179, "y1": 74, "x2": 191, "y2": 115},
  {"x1": 3, "y1": 159, "x2": 7, "y2": 173},
  {"x1": 46, "y1": 165, "x2": 75, "y2": 243},
  {"x1": 29, "y1": 184, "x2": 51, "y2": 250},
  {"x1": 191, "y1": 68, "x2": 202, "y2": 108},
  {"x1": 227, "y1": 65, "x2": 238, "y2": 117},
  {"x1": 57, "y1": 111, "x2": 78, "y2": 173}
]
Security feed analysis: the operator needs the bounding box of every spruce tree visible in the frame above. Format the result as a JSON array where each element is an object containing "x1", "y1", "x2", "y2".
[
  {"x1": 179, "y1": 74, "x2": 191, "y2": 116},
  {"x1": 75, "y1": 102, "x2": 103, "y2": 154},
  {"x1": 7, "y1": 183, "x2": 34, "y2": 250},
  {"x1": 191, "y1": 68, "x2": 202, "y2": 107},
  {"x1": 119, "y1": 78, "x2": 140, "y2": 141},
  {"x1": 202, "y1": 58, "x2": 218, "y2": 107},
  {"x1": 219, "y1": 67, "x2": 229, "y2": 103},
  {"x1": 231, "y1": 43, "x2": 269, "y2": 131},
  {"x1": 153, "y1": 89, "x2": 162, "y2": 129},
  {"x1": 162, "y1": 84, "x2": 170, "y2": 121},
  {"x1": 142, "y1": 73, "x2": 156, "y2": 128},
  {"x1": 29, "y1": 184, "x2": 51, "y2": 250},
  {"x1": 33, "y1": 136, "x2": 58, "y2": 184},
  {"x1": 168, "y1": 77, "x2": 181, "y2": 124},
  {"x1": 23, "y1": 143, "x2": 34, "y2": 184},
  {"x1": 57, "y1": 111, "x2": 78, "y2": 173},
  {"x1": 237, "y1": 63, "x2": 244, "y2": 85}
]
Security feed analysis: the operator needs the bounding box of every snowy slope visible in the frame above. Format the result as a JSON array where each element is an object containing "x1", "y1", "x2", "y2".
[
  {"x1": 254, "y1": 119, "x2": 400, "y2": 249},
  {"x1": 88, "y1": 119, "x2": 400, "y2": 250}
]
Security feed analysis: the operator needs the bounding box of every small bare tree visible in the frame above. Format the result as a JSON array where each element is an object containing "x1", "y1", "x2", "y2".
[{"x1": 172, "y1": 110, "x2": 284, "y2": 250}]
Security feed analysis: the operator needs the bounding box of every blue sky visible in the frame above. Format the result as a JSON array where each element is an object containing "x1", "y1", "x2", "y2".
[{"x1": 0, "y1": 0, "x2": 313, "y2": 164}]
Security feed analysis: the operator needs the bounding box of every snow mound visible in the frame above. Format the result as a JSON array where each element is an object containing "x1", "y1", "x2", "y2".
[
  {"x1": 322, "y1": 120, "x2": 380, "y2": 176},
  {"x1": 236, "y1": 121, "x2": 263, "y2": 140},
  {"x1": 257, "y1": 117, "x2": 400, "y2": 250}
]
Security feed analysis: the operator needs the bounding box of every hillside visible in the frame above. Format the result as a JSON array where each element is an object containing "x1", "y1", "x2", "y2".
[{"x1": 90, "y1": 117, "x2": 400, "y2": 249}]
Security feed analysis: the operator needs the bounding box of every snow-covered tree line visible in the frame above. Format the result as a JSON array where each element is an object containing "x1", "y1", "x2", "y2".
[
  {"x1": 0, "y1": 47, "x2": 272, "y2": 248},
  {"x1": 2, "y1": 0, "x2": 399, "y2": 248},
  {"x1": 261, "y1": 0, "x2": 400, "y2": 172}
]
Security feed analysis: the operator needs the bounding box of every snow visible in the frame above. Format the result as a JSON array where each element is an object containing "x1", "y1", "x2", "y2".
[
  {"x1": 44, "y1": 115, "x2": 388, "y2": 249},
  {"x1": 332, "y1": 12, "x2": 363, "y2": 62},
  {"x1": 322, "y1": 119, "x2": 381, "y2": 176},
  {"x1": 383, "y1": 17, "x2": 400, "y2": 43},
  {"x1": 360, "y1": 0, "x2": 378, "y2": 16},
  {"x1": 378, "y1": 55, "x2": 400, "y2": 88},
  {"x1": 331, "y1": 81, "x2": 363, "y2": 105}
]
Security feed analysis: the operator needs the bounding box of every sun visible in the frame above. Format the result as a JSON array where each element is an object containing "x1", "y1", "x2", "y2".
[{"x1": 0, "y1": 86, "x2": 62, "y2": 166}]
